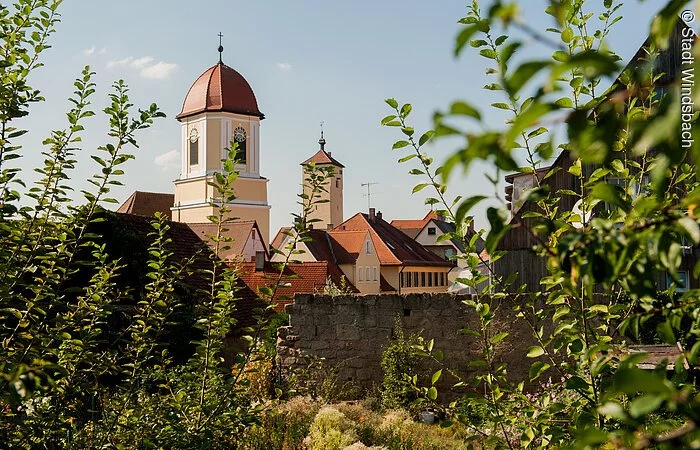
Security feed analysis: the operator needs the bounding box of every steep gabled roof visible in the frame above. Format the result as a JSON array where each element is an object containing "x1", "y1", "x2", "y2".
[
  {"x1": 301, "y1": 149, "x2": 345, "y2": 167},
  {"x1": 334, "y1": 213, "x2": 453, "y2": 267},
  {"x1": 117, "y1": 191, "x2": 174, "y2": 219},
  {"x1": 391, "y1": 211, "x2": 441, "y2": 238},
  {"x1": 187, "y1": 220, "x2": 267, "y2": 261}
]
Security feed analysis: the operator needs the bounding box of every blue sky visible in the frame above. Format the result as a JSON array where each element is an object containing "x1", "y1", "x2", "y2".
[{"x1": 15, "y1": 0, "x2": 684, "y2": 235}]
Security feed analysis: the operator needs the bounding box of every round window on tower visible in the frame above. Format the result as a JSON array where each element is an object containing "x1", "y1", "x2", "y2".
[{"x1": 233, "y1": 126, "x2": 247, "y2": 164}]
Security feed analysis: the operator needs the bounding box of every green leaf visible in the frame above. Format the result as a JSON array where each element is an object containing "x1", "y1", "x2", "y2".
[
  {"x1": 529, "y1": 361, "x2": 550, "y2": 380},
  {"x1": 455, "y1": 195, "x2": 487, "y2": 227},
  {"x1": 427, "y1": 386, "x2": 438, "y2": 401},
  {"x1": 392, "y1": 140, "x2": 410, "y2": 150},
  {"x1": 419, "y1": 130, "x2": 434, "y2": 146},
  {"x1": 455, "y1": 24, "x2": 480, "y2": 56},
  {"x1": 385, "y1": 98, "x2": 398, "y2": 109},
  {"x1": 678, "y1": 217, "x2": 700, "y2": 244},
  {"x1": 506, "y1": 61, "x2": 551, "y2": 95},
  {"x1": 449, "y1": 101, "x2": 481, "y2": 120},
  {"x1": 591, "y1": 182, "x2": 631, "y2": 213},
  {"x1": 629, "y1": 394, "x2": 664, "y2": 418},
  {"x1": 490, "y1": 332, "x2": 508, "y2": 344},
  {"x1": 431, "y1": 369, "x2": 443, "y2": 385},
  {"x1": 527, "y1": 346, "x2": 545, "y2": 358},
  {"x1": 412, "y1": 183, "x2": 429, "y2": 194}
]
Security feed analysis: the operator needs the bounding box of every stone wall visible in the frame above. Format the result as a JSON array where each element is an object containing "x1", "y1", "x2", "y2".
[{"x1": 277, "y1": 293, "x2": 538, "y2": 398}]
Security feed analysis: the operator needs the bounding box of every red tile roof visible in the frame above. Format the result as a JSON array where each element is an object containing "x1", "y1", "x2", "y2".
[
  {"x1": 117, "y1": 191, "x2": 174, "y2": 219},
  {"x1": 237, "y1": 261, "x2": 357, "y2": 311},
  {"x1": 187, "y1": 220, "x2": 266, "y2": 261},
  {"x1": 177, "y1": 63, "x2": 264, "y2": 120},
  {"x1": 391, "y1": 211, "x2": 442, "y2": 239},
  {"x1": 334, "y1": 213, "x2": 453, "y2": 267},
  {"x1": 106, "y1": 212, "x2": 264, "y2": 328},
  {"x1": 301, "y1": 149, "x2": 345, "y2": 167}
]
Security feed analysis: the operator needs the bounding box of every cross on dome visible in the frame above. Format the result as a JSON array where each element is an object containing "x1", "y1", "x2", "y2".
[{"x1": 218, "y1": 32, "x2": 224, "y2": 63}]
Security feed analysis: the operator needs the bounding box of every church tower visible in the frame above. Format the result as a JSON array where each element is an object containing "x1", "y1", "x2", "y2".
[
  {"x1": 172, "y1": 43, "x2": 271, "y2": 242},
  {"x1": 301, "y1": 131, "x2": 344, "y2": 230}
]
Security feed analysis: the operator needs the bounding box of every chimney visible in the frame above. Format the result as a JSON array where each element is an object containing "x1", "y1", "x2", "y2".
[
  {"x1": 327, "y1": 223, "x2": 334, "y2": 230},
  {"x1": 255, "y1": 251, "x2": 265, "y2": 271},
  {"x1": 376, "y1": 211, "x2": 382, "y2": 221},
  {"x1": 369, "y1": 207, "x2": 376, "y2": 222}
]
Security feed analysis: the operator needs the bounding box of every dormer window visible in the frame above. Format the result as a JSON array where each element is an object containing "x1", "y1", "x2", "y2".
[
  {"x1": 428, "y1": 227, "x2": 436, "y2": 235},
  {"x1": 234, "y1": 126, "x2": 247, "y2": 164},
  {"x1": 189, "y1": 128, "x2": 199, "y2": 166}
]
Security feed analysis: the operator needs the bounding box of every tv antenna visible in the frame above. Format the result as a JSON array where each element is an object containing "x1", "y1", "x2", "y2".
[{"x1": 361, "y1": 182, "x2": 379, "y2": 211}]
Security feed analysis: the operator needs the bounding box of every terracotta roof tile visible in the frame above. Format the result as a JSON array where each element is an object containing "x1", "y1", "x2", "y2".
[
  {"x1": 334, "y1": 213, "x2": 453, "y2": 267},
  {"x1": 177, "y1": 63, "x2": 264, "y2": 120},
  {"x1": 237, "y1": 261, "x2": 357, "y2": 311},
  {"x1": 117, "y1": 191, "x2": 174, "y2": 219},
  {"x1": 301, "y1": 149, "x2": 345, "y2": 167},
  {"x1": 187, "y1": 221, "x2": 266, "y2": 261},
  {"x1": 104, "y1": 212, "x2": 264, "y2": 328}
]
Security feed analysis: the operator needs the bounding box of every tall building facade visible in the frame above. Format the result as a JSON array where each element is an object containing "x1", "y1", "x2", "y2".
[
  {"x1": 301, "y1": 133, "x2": 344, "y2": 230},
  {"x1": 172, "y1": 56, "x2": 271, "y2": 241}
]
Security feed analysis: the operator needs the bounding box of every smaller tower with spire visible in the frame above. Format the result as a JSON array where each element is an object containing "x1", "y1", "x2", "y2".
[{"x1": 301, "y1": 125, "x2": 344, "y2": 230}]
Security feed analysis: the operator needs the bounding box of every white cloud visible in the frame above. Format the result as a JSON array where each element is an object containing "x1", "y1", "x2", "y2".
[
  {"x1": 107, "y1": 56, "x2": 134, "y2": 68},
  {"x1": 276, "y1": 62, "x2": 293, "y2": 71},
  {"x1": 107, "y1": 55, "x2": 178, "y2": 80},
  {"x1": 131, "y1": 56, "x2": 154, "y2": 69},
  {"x1": 141, "y1": 61, "x2": 178, "y2": 80},
  {"x1": 154, "y1": 149, "x2": 179, "y2": 172},
  {"x1": 84, "y1": 46, "x2": 96, "y2": 56},
  {"x1": 98, "y1": 47, "x2": 107, "y2": 54}
]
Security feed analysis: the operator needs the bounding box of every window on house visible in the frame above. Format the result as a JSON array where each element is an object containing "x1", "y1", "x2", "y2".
[
  {"x1": 666, "y1": 271, "x2": 690, "y2": 292},
  {"x1": 421, "y1": 272, "x2": 426, "y2": 287},
  {"x1": 427, "y1": 227, "x2": 436, "y2": 235},
  {"x1": 336, "y1": 178, "x2": 340, "y2": 188},
  {"x1": 434, "y1": 272, "x2": 439, "y2": 286},
  {"x1": 400, "y1": 272, "x2": 405, "y2": 288},
  {"x1": 373, "y1": 267, "x2": 378, "y2": 281},
  {"x1": 366, "y1": 240, "x2": 371, "y2": 254},
  {"x1": 428, "y1": 272, "x2": 432, "y2": 287},
  {"x1": 365, "y1": 267, "x2": 371, "y2": 281},
  {"x1": 189, "y1": 128, "x2": 199, "y2": 166},
  {"x1": 440, "y1": 272, "x2": 445, "y2": 286},
  {"x1": 234, "y1": 125, "x2": 247, "y2": 164},
  {"x1": 358, "y1": 266, "x2": 363, "y2": 282},
  {"x1": 413, "y1": 272, "x2": 419, "y2": 287},
  {"x1": 407, "y1": 272, "x2": 413, "y2": 288}
]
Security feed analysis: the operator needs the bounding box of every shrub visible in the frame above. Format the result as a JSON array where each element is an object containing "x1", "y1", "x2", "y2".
[
  {"x1": 305, "y1": 406, "x2": 359, "y2": 450},
  {"x1": 380, "y1": 318, "x2": 421, "y2": 410},
  {"x1": 241, "y1": 396, "x2": 321, "y2": 450}
]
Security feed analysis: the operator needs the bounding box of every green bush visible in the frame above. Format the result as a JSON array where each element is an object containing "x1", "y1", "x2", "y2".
[
  {"x1": 306, "y1": 406, "x2": 359, "y2": 450},
  {"x1": 380, "y1": 318, "x2": 420, "y2": 410}
]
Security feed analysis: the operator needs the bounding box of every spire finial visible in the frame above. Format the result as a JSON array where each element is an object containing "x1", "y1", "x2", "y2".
[
  {"x1": 217, "y1": 32, "x2": 224, "y2": 63},
  {"x1": 319, "y1": 121, "x2": 326, "y2": 150}
]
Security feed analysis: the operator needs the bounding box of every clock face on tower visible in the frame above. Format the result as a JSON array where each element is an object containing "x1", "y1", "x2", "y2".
[
  {"x1": 234, "y1": 126, "x2": 246, "y2": 142},
  {"x1": 189, "y1": 128, "x2": 199, "y2": 143}
]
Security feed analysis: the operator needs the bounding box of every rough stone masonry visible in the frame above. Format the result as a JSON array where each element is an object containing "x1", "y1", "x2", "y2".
[{"x1": 277, "y1": 293, "x2": 538, "y2": 398}]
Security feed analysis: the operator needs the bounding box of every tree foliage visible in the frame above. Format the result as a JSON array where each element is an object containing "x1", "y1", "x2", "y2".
[{"x1": 384, "y1": 0, "x2": 700, "y2": 447}]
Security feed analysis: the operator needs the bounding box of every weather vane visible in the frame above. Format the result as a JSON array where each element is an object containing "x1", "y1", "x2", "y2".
[{"x1": 218, "y1": 32, "x2": 224, "y2": 63}]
